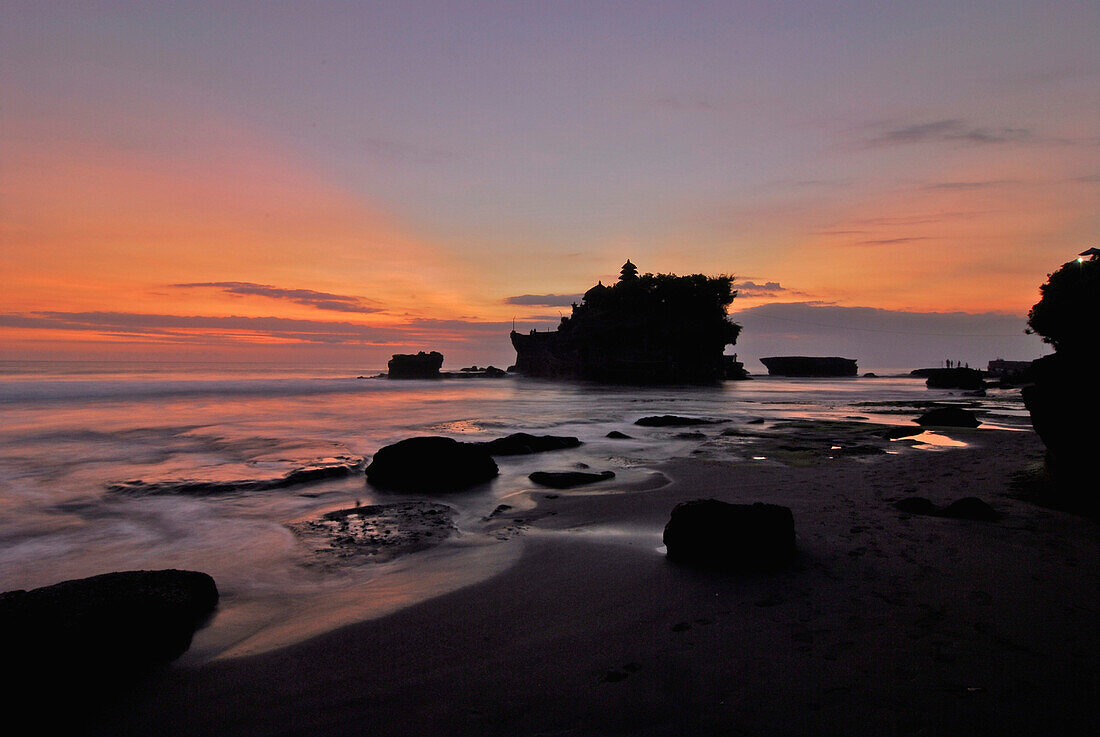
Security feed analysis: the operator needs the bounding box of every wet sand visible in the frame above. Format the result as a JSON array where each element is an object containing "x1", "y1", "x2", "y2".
[{"x1": 88, "y1": 428, "x2": 1097, "y2": 736}]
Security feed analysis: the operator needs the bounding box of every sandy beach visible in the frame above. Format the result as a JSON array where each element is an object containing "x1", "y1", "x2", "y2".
[{"x1": 84, "y1": 426, "x2": 1097, "y2": 737}]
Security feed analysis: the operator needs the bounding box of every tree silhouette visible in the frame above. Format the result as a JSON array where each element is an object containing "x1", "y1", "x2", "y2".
[{"x1": 1027, "y1": 253, "x2": 1099, "y2": 355}]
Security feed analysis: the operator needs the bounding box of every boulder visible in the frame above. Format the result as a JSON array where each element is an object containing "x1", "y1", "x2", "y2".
[
  {"x1": 365, "y1": 437, "x2": 498, "y2": 492},
  {"x1": 0, "y1": 570, "x2": 218, "y2": 679},
  {"x1": 606, "y1": 431, "x2": 632, "y2": 439},
  {"x1": 894, "y1": 497, "x2": 937, "y2": 515},
  {"x1": 915, "y1": 407, "x2": 980, "y2": 428},
  {"x1": 635, "y1": 415, "x2": 715, "y2": 427},
  {"x1": 663, "y1": 499, "x2": 795, "y2": 571},
  {"x1": 476, "y1": 432, "x2": 581, "y2": 456},
  {"x1": 528, "y1": 470, "x2": 615, "y2": 488},
  {"x1": 940, "y1": 497, "x2": 999, "y2": 521}
]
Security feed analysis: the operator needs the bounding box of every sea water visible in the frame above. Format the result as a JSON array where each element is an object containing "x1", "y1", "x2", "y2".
[{"x1": 0, "y1": 360, "x2": 1030, "y2": 658}]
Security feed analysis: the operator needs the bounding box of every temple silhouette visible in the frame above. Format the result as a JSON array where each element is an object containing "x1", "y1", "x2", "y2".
[{"x1": 511, "y1": 261, "x2": 742, "y2": 384}]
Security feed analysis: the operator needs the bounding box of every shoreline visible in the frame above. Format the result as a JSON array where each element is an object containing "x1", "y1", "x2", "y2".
[{"x1": 88, "y1": 426, "x2": 1098, "y2": 736}]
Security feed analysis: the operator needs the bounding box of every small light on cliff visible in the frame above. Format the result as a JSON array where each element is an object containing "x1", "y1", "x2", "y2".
[{"x1": 1077, "y1": 257, "x2": 1085, "y2": 264}]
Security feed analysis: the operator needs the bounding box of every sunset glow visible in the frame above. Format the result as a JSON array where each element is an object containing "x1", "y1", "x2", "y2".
[{"x1": 3, "y1": 2, "x2": 1097, "y2": 367}]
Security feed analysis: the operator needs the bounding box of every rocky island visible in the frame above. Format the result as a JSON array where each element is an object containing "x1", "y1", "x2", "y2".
[
  {"x1": 511, "y1": 261, "x2": 742, "y2": 384},
  {"x1": 759, "y1": 356, "x2": 858, "y2": 377}
]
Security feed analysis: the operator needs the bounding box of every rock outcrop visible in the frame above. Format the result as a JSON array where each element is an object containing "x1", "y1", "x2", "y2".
[
  {"x1": 387, "y1": 351, "x2": 444, "y2": 379},
  {"x1": 922, "y1": 367, "x2": 984, "y2": 390},
  {"x1": 0, "y1": 569, "x2": 218, "y2": 680},
  {"x1": 510, "y1": 263, "x2": 742, "y2": 384},
  {"x1": 663, "y1": 499, "x2": 795, "y2": 571},
  {"x1": 365, "y1": 437, "x2": 498, "y2": 492},
  {"x1": 759, "y1": 356, "x2": 858, "y2": 377}
]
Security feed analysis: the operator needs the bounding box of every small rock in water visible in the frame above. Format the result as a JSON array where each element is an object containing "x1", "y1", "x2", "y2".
[
  {"x1": 476, "y1": 433, "x2": 582, "y2": 456},
  {"x1": 915, "y1": 407, "x2": 980, "y2": 428},
  {"x1": 635, "y1": 415, "x2": 715, "y2": 427},
  {"x1": 606, "y1": 431, "x2": 632, "y2": 439},
  {"x1": 529, "y1": 470, "x2": 615, "y2": 488}
]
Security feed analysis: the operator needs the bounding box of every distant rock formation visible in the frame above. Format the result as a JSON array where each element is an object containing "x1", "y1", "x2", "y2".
[
  {"x1": 920, "y1": 367, "x2": 985, "y2": 390},
  {"x1": 759, "y1": 356, "x2": 858, "y2": 377},
  {"x1": 511, "y1": 262, "x2": 741, "y2": 384},
  {"x1": 387, "y1": 351, "x2": 444, "y2": 379}
]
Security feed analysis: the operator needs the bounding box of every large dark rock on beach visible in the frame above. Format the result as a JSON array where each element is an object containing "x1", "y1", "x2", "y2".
[
  {"x1": 1023, "y1": 353, "x2": 1097, "y2": 499},
  {"x1": 529, "y1": 470, "x2": 615, "y2": 488},
  {"x1": 366, "y1": 437, "x2": 498, "y2": 492},
  {"x1": 476, "y1": 433, "x2": 582, "y2": 455},
  {"x1": 915, "y1": 406, "x2": 981, "y2": 428},
  {"x1": 0, "y1": 569, "x2": 218, "y2": 680},
  {"x1": 663, "y1": 499, "x2": 795, "y2": 571}
]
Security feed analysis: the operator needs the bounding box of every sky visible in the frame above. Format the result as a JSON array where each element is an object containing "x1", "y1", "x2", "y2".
[{"x1": 2, "y1": 1, "x2": 1096, "y2": 370}]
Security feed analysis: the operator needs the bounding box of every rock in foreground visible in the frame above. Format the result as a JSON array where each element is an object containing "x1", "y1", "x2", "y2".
[
  {"x1": 366, "y1": 437, "x2": 499, "y2": 492},
  {"x1": 663, "y1": 499, "x2": 795, "y2": 571},
  {"x1": 529, "y1": 470, "x2": 615, "y2": 488},
  {"x1": 0, "y1": 569, "x2": 218, "y2": 679},
  {"x1": 915, "y1": 406, "x2": 981, "y2": 428}
]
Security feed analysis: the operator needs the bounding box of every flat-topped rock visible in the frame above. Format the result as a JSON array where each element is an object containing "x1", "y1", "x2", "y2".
[
  {"x1": 0, "y1": 569, "x2": 218, "y2": 680},
  {"x1": 529, "y1": 470, "x2": 615, "y2": 488},
  {"x1": 635, "y1": 415, "x2": 716, "y2": 427},
  {"x1": 915, "y1": 407, "x2": 980, "y2": 428},
  {"x1": 476, "y1": 433, "x2": 581, "y2": 455},
  {"x1": 663, "y1": 499, "x2": 795, "y2": 571}
]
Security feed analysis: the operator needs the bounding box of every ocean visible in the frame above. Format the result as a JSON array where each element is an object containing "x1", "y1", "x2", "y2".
[{"x1": 0, "y1": 360, "x2": 1031, "y2": 659}]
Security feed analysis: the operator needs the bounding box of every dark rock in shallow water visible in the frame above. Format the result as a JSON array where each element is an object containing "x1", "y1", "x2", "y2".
[
  {"x1": 915, "y1": 407, "x2": 981, "y2": 428},
  {"x1": 635, "y1": 415, "x2": 715, "y2": 427},
  {"x1": 893, "y1": 496, "x2": 998, "y2": 521},
  {"x1": 940, "y1": 497, "x2": 999, "y2": 521},
  {"x1": 0, "y1": 570, "x2": 217, "y2": 680},
  {"x1": 675, "y1": 431, "x2": 707, "y2": 440},
  {"x1": 475, "y1": 432, "x2": 581, "y2": 455},
  {"x1": 760, "y1": 356, "x2": 857, "y2": 377},
  {"x1": 387, "y1": 351, "x2": 444, "y2": 379},
  {"x1": 606, "y1": 430, "x2": 632, "y2": 439},
  {"x1": 365, "y1": 437, "x2": 498, "y2": 492},
  {"x1": 894, "y1": 497, "x2": 937, "y2": 515},
  {"x1": 882, "y1": 426, "x2": 924, "y2": 440},
  {"x1": 922, "y1": 367, "x2": 984, "y2": 390},
  {"x1": 289, "y1": 501, "x2": 456, "y2": 566},
  {"x1": 663, "y1": 499, "x2": 795, "y2": 571},
  {"x1": 107, "y1": 457, "x2": 363, "y2": 496},
  {"x1": 529, "y1": 470, "x2": 615, "y2": 488}
]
